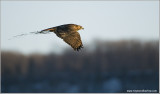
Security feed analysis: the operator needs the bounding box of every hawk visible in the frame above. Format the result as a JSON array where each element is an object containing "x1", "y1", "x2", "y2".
[{"x1": 40, "y1": 24, "x2": 84, "y2": 51}]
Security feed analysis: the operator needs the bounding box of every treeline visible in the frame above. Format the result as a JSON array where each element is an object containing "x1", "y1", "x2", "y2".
[{"x1": 1, "y1": 40, "x2": 159, "y2": 93}]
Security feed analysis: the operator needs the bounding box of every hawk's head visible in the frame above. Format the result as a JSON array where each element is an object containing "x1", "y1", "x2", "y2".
[{"x1": 75, "y1": 25, "x2": 84, "y2": 31}]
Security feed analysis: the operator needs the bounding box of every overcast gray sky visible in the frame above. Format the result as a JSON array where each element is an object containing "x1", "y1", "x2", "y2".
[{"x1": 1, "y1": 1, "x2": 159, "y2": 54}]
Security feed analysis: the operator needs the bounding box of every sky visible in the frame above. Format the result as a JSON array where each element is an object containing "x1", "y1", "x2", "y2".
[{"x1": 1, "y1": 1, "x2": 159, "y2": 54}]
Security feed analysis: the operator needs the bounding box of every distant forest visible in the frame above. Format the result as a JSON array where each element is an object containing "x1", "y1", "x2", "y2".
[{"x1": 1, "y1": 40, "x2": 159, "y2": 93}]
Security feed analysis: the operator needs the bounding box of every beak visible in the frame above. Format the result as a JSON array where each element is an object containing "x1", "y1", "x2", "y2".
[{"x1": 82, "y1": 27, "x2": 84, "y2": 30}]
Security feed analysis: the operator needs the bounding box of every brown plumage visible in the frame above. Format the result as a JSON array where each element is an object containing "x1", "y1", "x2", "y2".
[{"x1": 40, "y1": 24, "x2": 84, "y2": 51}]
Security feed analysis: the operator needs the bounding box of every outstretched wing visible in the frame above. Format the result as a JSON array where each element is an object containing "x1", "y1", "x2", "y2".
[{"x1": 62, "y1": 32, "x2": 83, "y2": 51}]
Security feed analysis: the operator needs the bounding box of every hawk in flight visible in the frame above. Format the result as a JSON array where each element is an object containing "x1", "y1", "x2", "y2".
[{"x1": 40, "y1": 24, "x2": 84, "y2": 51}]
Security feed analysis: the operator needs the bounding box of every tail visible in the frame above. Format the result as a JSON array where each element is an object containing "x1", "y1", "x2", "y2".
[{"x1": 40, "y1": 27, "x2": 56, "y2": 33}]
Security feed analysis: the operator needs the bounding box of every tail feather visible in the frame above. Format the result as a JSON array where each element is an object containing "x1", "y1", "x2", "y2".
[
  {"x1": 41, "y1": 28, "x2": 53, "y2": 32},
  {"x1": 39, "y1": 27, "x2": 56, "y2": 34}
]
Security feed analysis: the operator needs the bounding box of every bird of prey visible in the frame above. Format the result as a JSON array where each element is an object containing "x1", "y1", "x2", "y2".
[{"x1": 40, "y1": 24, "x2": 84, "y2": 51}]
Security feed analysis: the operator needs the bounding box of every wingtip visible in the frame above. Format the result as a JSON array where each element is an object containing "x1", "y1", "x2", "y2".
[{"x1": 74, "y1": 45, "x2": 83, "y2": 51}]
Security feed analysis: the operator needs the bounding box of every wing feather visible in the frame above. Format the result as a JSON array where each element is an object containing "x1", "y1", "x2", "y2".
[{"x1": 63, "y1": 32, "x2": 83, "y2": 51}]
